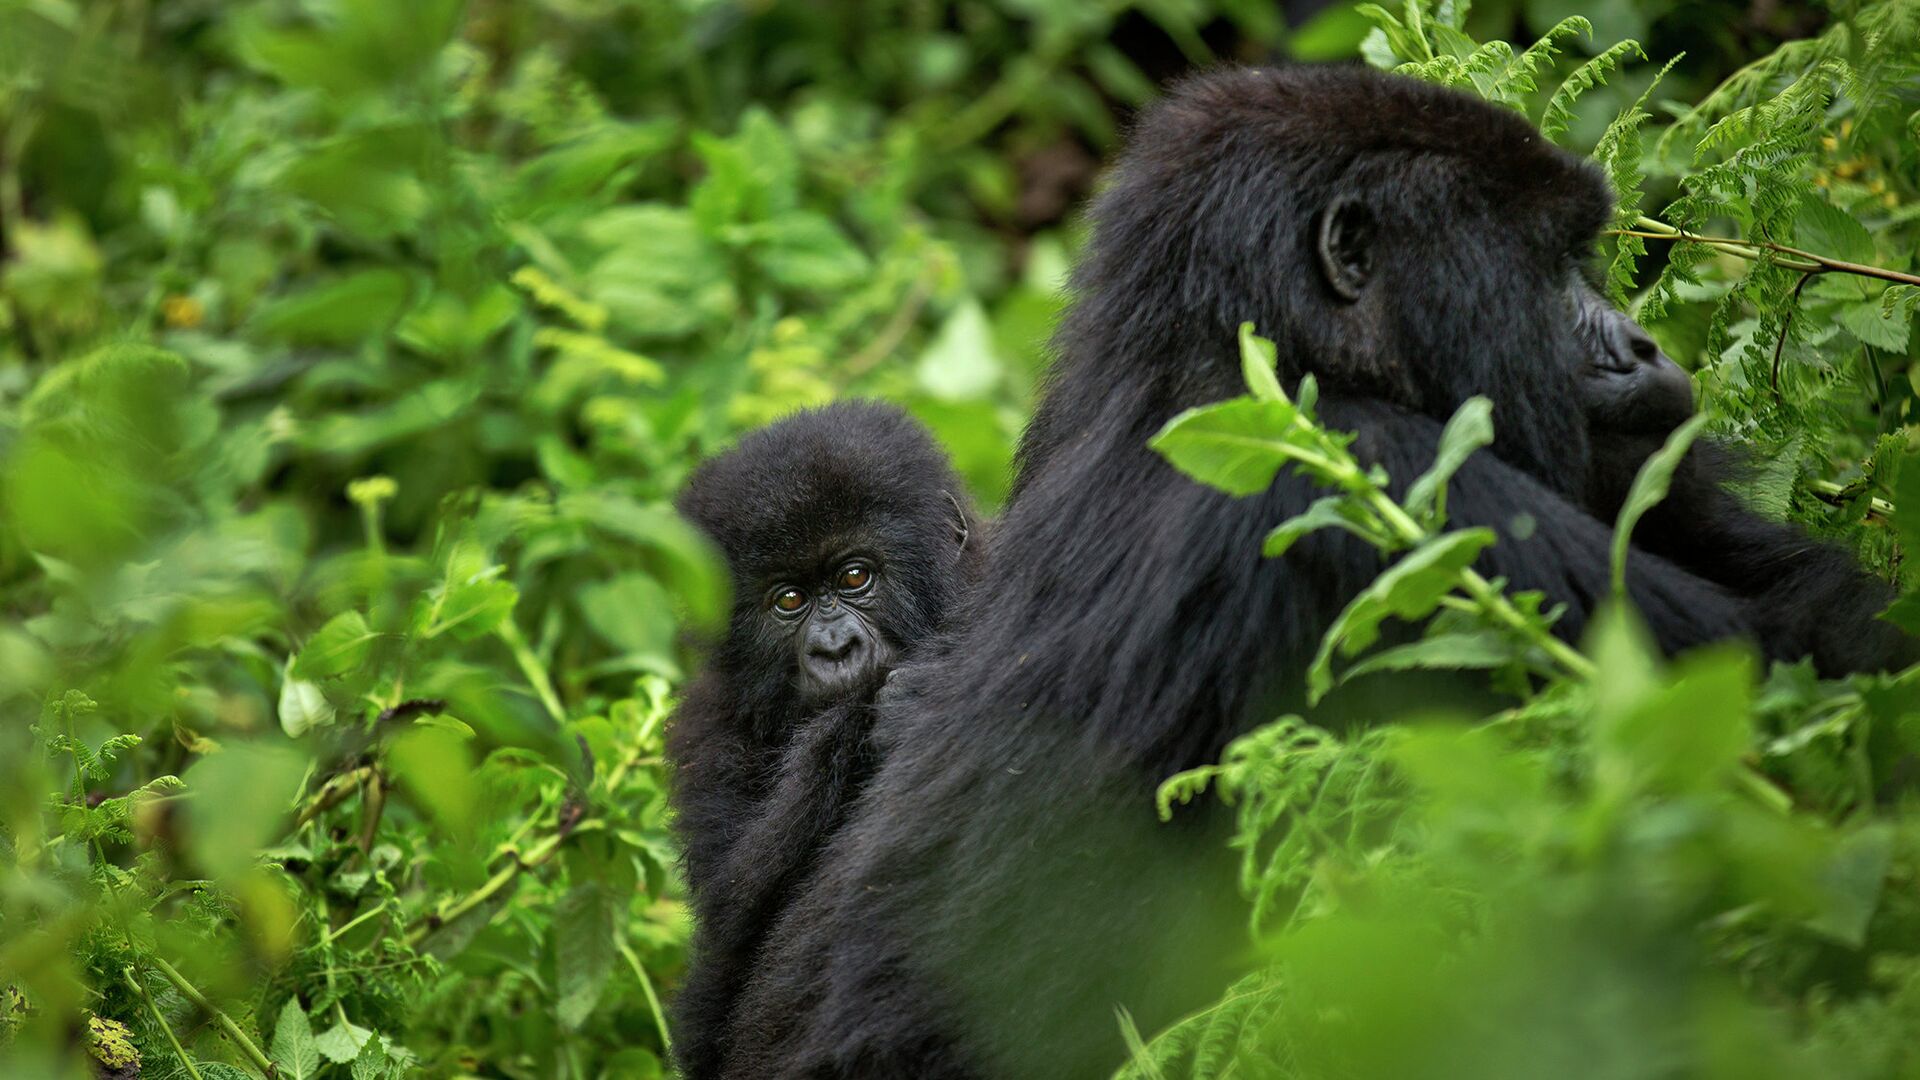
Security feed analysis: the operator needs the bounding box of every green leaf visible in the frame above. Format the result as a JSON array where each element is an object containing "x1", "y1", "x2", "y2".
[
  {"x1": 1807, "y1": 824, "x2": 1894, "y2": 947},
  {"x1": 350, "y1": 1032, "x2": 390, "y2": 1080},
  {"x1": 1340, "y1": 630, "x2": 1520, "y2": 682},
  {"x1": 1404, "y1": 396, "x2": 1493, "y2": 524},
  {"x1": 291, "y1": 611, "x2": 378, "y2": 680},
  {"x1": 1150, "y1": 398, "x2": 1306, "y2": 496},
  {"x1": 314, "y1": 1017, "x2": 371, "y2": 1064},
  {"x1": 751, "y1": 212, "x2": 870, "y2": 291},
  {"x1": 555, "y1": 881, "x2": 617, "y2": 1030},
  {"x1": 1262, "y1": 496, "x2": 1378, "y2": 558},
  {"x1": 278, "y1": 664, "x2": 336, "y2": 738},
  {"x1": 916, "y1": 299, "x2": 1005, "y2": 402},
  {"x1": 271, "y1": 999, "x2": 322, "y2": 1080},
  {"x1": 1238, "y1": 322, "x2": 1286, "y2": 403},
  {"x1": 1308, "y1": 528, "x2": 1497, "y2": 703},
  {"x1": 1793, "y1": 193, "x2": 1875, "y2": 265},
  {"x1": 1610, "y1": 413, "x2": 1708, "y2": 598}
]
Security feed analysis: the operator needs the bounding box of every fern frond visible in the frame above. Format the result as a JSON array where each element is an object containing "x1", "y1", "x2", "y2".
[
  {"x1": 1541, "y1": 39, "x2": 1646, "y2": 141},
  {"x1": 1492, "y1": 15, "x2": 1591, "y2": 103}
]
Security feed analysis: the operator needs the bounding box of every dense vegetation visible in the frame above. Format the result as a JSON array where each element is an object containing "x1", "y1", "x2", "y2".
[{"x1": 1, "y1": 1, "x2": 1916, "y2": 1078}]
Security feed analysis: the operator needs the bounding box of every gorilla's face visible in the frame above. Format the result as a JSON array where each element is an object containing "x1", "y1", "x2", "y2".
[
  {"x1": 1569, "y1": 276, "x2": 1694, "y2": 437},
  {"x1": 764, "y1": 552, "x2": 897, "y2": 706}
]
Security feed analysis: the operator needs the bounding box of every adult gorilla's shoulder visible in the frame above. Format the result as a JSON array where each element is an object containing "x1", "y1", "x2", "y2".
[{"x1": 723, "y1": 65, "x2": 1908, "y2": 1079}]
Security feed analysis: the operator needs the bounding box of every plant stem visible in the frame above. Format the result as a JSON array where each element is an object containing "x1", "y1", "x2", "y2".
[
  {"x1": 125, "y1": 966, "x2": 204, "y2": 1080},
  {"x1": 498, "y1": 619, "x2": 567, "y2": 725},
  {"x1": 406, "y1": 824, "x2": 592, "y2": 947},
  {"x1": 147, "y1": 955, "x2": 277, "y2": 1077},
  {"x1": 1618, "y1": 216, "x2": 1920, "y2": 286},
  {"x1": 619, "y1": 939, "x2": 673, "y2": 1054}
]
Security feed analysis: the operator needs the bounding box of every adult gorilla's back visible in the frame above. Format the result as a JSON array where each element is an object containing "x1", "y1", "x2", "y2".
[{"x1": 722, "y1": 66, "x2": 1905, "y2": 1078}]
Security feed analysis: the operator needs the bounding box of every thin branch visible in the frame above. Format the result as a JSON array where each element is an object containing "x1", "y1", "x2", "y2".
[
  {"x1": 146, "y1": 956, "x2": 277, "y2": 1077},
  {"x1": 1617, "y1": 216, "x2": 1920, "y2": 286},
  {"x1": 840, "y1": 265, "x2": 939, "y2": 383},
  {"x1": 1771, "y1": 269, "x2": 1822, "y2": 398},
  {"x1": 125, "y1": 966, "x2": 204, "y2": 1080}
]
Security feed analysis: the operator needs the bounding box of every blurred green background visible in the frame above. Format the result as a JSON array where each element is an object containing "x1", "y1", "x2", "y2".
[{"x1": 2, "y1": 1, "x2": 1917, "y2": 1078}]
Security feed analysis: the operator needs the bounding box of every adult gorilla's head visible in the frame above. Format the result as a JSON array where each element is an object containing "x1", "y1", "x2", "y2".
[
  {"x1": 676, "y1": 402, "x2": 976, "y2": 725},
  {"x1": 1031, "y1": 65, "x2": 1692, "y2": 495}
]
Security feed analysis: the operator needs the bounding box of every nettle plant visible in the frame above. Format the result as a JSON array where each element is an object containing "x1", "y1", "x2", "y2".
[{"x1": 1124, "y1": 3, "x2": 1920, "y2": 1077}]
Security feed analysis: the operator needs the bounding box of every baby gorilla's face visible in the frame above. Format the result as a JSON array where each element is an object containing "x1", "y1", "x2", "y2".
[{"x1": 765, "y1": 555, "x2": 897, "y2": 706}]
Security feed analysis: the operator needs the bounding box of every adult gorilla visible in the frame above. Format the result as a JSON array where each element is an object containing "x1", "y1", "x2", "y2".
[{"x1": 720, "y1": 66, "x2": 1910, "y2": 1078}]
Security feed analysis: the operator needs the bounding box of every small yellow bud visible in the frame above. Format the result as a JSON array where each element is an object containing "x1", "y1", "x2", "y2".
[{"x1": 161, "y1": 294, "x2": 204, "y2": 329}]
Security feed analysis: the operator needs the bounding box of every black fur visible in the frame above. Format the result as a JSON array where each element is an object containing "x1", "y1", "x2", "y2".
[
  {"x1": 721, "y1": 66, "x2": 1910, "y2": 1079},
  {"x1": 666, "y1": 401, "x2": 979, "y2": 1078}
]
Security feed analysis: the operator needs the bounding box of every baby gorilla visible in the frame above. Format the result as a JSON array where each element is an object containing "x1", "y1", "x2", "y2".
[{"x1": 666, "y1": 401, "x2": 979, "y2": 1079}]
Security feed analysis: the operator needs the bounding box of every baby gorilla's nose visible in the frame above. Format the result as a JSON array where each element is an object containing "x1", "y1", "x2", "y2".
[{"x1": 809, "y1": 619, "x2": 863, "y2": 662}]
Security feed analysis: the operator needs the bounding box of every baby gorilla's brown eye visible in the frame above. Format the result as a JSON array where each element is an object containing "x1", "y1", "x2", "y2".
[
  {"x1": 773, "y1": 588, "x2": 807, "y2": 613},
  {"x1": 838, "y1": 563, "x2": 871, "y2": 592}
]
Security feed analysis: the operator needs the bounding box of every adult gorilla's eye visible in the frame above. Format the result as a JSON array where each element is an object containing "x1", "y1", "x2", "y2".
[
  {"x1": 772, "y1": 588, "x2": 807, "y2": 614},
  {"x1": 838, "y1": 563, "x2": 872, "y2": 593}
]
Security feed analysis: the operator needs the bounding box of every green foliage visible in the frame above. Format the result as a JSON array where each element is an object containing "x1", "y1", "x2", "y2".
[{"x1": 4, "y1": 0, "x2": 1918, "y2": 1078}]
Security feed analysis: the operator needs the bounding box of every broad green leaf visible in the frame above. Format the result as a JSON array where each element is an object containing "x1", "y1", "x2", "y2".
[
  {"x1": 1262, "y1": 496, "x2": 1377, "y2": 558},
  {"x1": 1404, "y1": 396, "x2": 1493, "y2": 524},
  {"x1": 1610, "y1": 413, "x2": 1708, "y2": 598},
  {"x1": 1794, "y1": 193, "x2": 1875, "y2": 264},
  {"x1": 1340, "y1": 630, "x2": 1520, "y2": 682},
  {"x1": 1599, "y1": 644, "x2": 1754, "y2": 793},
  {"x1": 916, "y1": 300, "x2": 1005, "y2": 402},
  {"x1": 1150, "y1": 398, "x2": 1306, "y2": 496},
  {"x1": 278, "y1": 665, "x2": 336, "y2": 737},
  {"x1": 1238, "y1": 322, "x2": 1286, "y2": 403},
  {"x1": 387, "y1": 727, "x2": 476, "y2": 833},
  {"x1": 1807, "y1": 824, "x2": 1894, "y2": 947},
  {"x1": 752, "y1": 212, "x2": 870, "y2": 291},
  {"x1": 271, "y1": 999, "x2": 322, "y2": 1080},
  {"x1": 314, "y1": 1018, "x2": 373, "y2": 1064},
  {"x1": 350, "y1": 1033, "x2": 390, "y2": 1080},
  {"x1": 291, "y1": 611, "x2": 378, "y2": 680},
  {"x1": 1307, "y1": 528, "x2": 1497, "y2": 703},
  {"x1": 555, "y1": 881, "x2": 617, "y2": 1030},
  {"x1": 182, "y1": 743, "x2": 307, "y2": 880}
]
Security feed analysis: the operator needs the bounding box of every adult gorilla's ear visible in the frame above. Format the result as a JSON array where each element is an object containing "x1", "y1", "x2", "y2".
[{"x1": 1315, "y1": 195, "x2": 1374, "y2": 303}]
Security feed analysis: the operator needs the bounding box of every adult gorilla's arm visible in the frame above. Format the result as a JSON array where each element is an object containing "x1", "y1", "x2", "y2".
[
  {"x1": 671, "y1": 703, "x2": 879, "y2": 1079},
  {"x1": 1332, "y1": 397, "x2": 1758, "y2": 654},
  {"x1": 1584, "y1": 432, "x2": 1911, "y2": 674}
]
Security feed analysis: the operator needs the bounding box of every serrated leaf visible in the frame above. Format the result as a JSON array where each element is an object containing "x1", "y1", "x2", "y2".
[
  {"x1": 314, "y1": 1018, "x2": 372, "y2": 1064},
  {"x1": 350, "y1": 1032, "x2": 390, "y2": 1080},
  {"x1": 554, "y1": 881, "x2": 617, "y2": 1030},
  {"x1": 1611, "y1": 413, "x2": 1708, "y2": 598},
  {"x1": 291, "y1": 611, "x2": 377, "y2": 679},
  {"x1": 270, "y1": 999, "x2": 321, "y2": 1080},
  {"x1": 1307, "y1": 528, "x2": 1497, "y2": 703},
  {"x1": 1794, "y1": 193, "x2": 1875, "y2": 264},
  {"x1": 1404, "y1": 396, "x2": 1493, "y2": 524}
]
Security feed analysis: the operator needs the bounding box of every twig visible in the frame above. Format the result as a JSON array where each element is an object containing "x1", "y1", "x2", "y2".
[
  {"x1": 125, "y1": 966, "x2": 204, "y2": 1080},
  {"x1": 840, "y1": 266, "x2": 939, "y2": 383},
  {"x1": 618, "y1": 939, "x2": 673, "y2": 1054},
  {"x1": 146, "y1": 956, "x2": 277, "y2": 1077},
  {"x1": 293, "y1": 766, "x2": 373, "y2": 829},
  {"x1": 1771, "y1": 269, "x2": 1822, "y2": 398},
  {"x1": 498, "y1": 619, "x2": 566, "y2": 725},
  {"x1": 406, "y1": 822, "x2": 597, "y2": 947},
  {"x1": 1617, "y1": 216, "x2": 1920, "y2": 286}
]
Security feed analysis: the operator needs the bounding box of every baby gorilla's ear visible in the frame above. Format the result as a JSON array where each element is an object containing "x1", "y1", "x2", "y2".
[{"x1": 942, "y1": 490, "x2": 973, "y2": 551}]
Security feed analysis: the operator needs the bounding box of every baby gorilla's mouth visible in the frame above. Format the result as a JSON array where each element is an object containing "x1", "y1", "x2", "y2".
[{"x1": 799, "y1": 640, "x2": 894, "y2": 706}]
